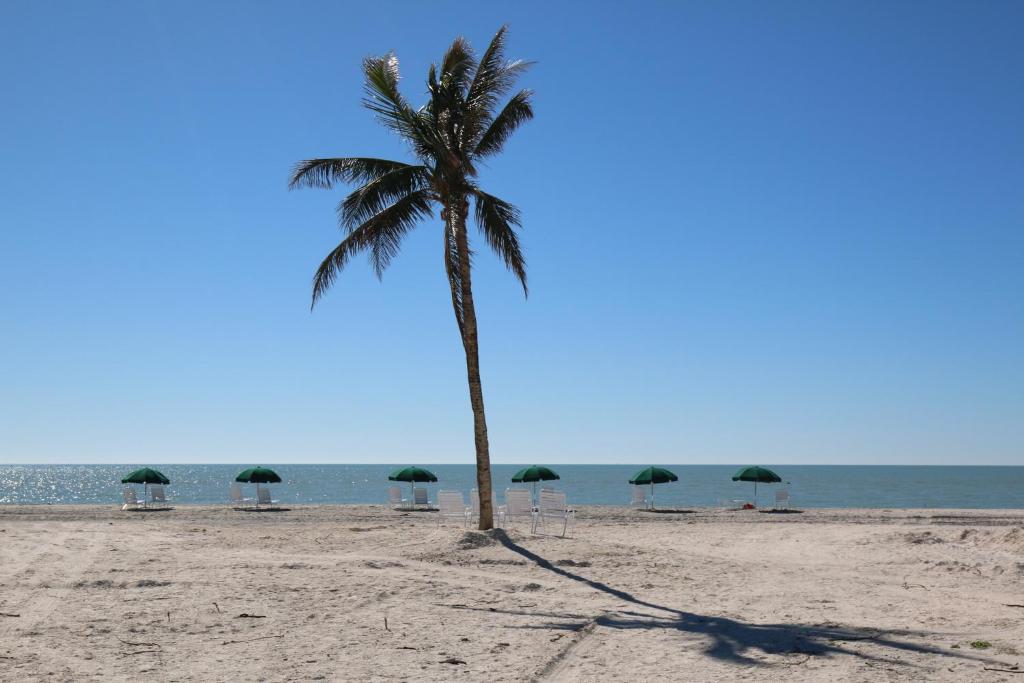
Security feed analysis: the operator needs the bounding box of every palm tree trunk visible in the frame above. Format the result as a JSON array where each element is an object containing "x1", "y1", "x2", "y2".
[{"x1": 447, "y1": 200, "x2": 495, "y2": 530}]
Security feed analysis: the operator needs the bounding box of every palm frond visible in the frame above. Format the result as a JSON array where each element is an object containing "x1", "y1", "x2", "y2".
[
  {"x1": 289, "y1": 158, "x2": 411, "y2": 190},
  {"x1": 474, "y1": 89, "x2": 534, "y2": 159},
  {"x1": 312, "y1": 189, "x2": 434, "y2": 306},
  {"x1": 362, "y1": 54, "x2": 440, "y2": 161},
  {"x1": 338, "y1": 165, "x2": 432, "y2": 229},
  {"x1": 466, "y1": 27, "x2": 533, "y2": 129},
  {"x1": 438, "y1": 37, "x2": 476, "y2": 95},
  {"x1": 473, "y1": 190, "x2": 527, "y2": 296}
]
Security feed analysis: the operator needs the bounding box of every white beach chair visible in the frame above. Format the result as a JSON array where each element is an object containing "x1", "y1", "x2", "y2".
[
  {"x1": 150, "y1": 485, "x2": 168, "y2": 508},
  {"x1": 257, "y1": 487, "x2": 279, "y2": 508},
  {"x1": 413, "y1": 487, "x2": 430, "y2": 509},
  {"x1": 774, "y1": 489, "x2": 791, "y2": 510},
  {"x1": 630, "y1": 486, "x2": 648, "y2": 509},
  {"x1": 533, "y1": 489, "x2": 576, "y2": 537},
  {"x1": 436, "y1": 490, "x2": 470, "y2": 526},
  {"x1": 122, "y1": 487, "x2": 145, "y2": 510},
  {"x1": 498, "y1": 489, "x2": 535, "y2": 529},
  {"x1": 229, "y1": 484, "x2": 254, "y2": 506},
  {"x1": 388, "y1": 486, "x2": 409, "y2": 510}
]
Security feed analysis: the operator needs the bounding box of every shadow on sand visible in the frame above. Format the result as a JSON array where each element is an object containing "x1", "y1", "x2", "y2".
[{"x1": 485, "y1": 529, "x2": 999, "y2": 669}]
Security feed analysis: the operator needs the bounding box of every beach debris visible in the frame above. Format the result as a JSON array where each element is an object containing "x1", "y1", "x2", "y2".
[
  {"x1": 983, "y1": 665, "x2": 1022, "y2": 673},
  {"x1": 0, "y1": 613, "x2": 19, "y2": 618},
  {"x1": 221, "y1": 634, "x2": 284, "y2": 645},
  {"x1": 117, "y1": 636, "x2": 163, "y2": 657},
  {"x1": 457, "y1": 532, "x2": 499, "y2": 550},
  {"x1": 212, "y1": 602, "x2": 221, "y2": 613},
  {"x1": 440, "y1": 658, "x2": 466, "y2": 665},
  {"x1": 522, "y1": 583, "x2": 543, "y2": 592},
  {"x1": 904, "y1": 531, "x2": 944, "y2": 545},
  {"x1": 901, "y1": 576, "x2": 929, "y2": 591},
  {"x1": 1005, "y1": 604, "x2": 1024, "y2": 609},
  {"x1": 383, "y1": 616, "x2": 390, "y2": 632},
  {"x1": 117, "y1": 637, "x2": 160, "y2": 648},
  {"x1": 555, "y1": 559, "x2": 592, "y2": 567},
  {"x1": 971, "y1": 640, "x2": 993, "y2": 650},
  {"x1": 363, "y1": 560, "x2": 404, "y2": 569},
  {"x1": 235, "y1": 614, "x2": 266, "y2": 619}
]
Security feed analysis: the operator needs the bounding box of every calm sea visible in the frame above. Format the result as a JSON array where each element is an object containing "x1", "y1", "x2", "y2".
[{"x1": 1, "y1": 464, "x2": 1022, "y2": 508}]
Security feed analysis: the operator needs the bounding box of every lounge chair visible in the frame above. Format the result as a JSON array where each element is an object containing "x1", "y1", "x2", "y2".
[
  {"x1": 122, "y1": 487, "x2": 145, "y2": 510},
  {"x1": 774, "y1": 489, "x2": 791, "y2": 510},
  {"x1": 533, "y1": 489, "x2": 575, "y2": 537},
  {"x1": 498, "y1": 489, "x2": 534, "y2": 529},
  {"x1": 150, "y1": 485, "x2": 168, "y2": 508},
  {"x1": 229, "y1": 484, "x2": 254, "y2": 506},
  {"x1": 436, "y1": 490, "x2": 470, "y2": 526},
  {"x1": 413, "y1": 487, "x2": 430, "y2": 509},
  {"x1": 388, "y1": 486, "x2": 409, "y2": 510},
  {"x1": 257, "y1": 487, "x2": 279, "y2": 508},
  {"x1": 630, "y1": 486, "x2": 648, "y2": 509}
]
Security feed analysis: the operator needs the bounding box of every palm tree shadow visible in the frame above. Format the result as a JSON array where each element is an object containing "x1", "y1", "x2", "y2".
[{"x1": 489, "y1": 529, "x2": 998, "y2": 668}]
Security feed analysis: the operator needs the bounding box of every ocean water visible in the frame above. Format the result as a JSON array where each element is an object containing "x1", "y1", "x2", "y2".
[{"x1": 1, "y1": 464, "x2": 1022, "y2": 508}]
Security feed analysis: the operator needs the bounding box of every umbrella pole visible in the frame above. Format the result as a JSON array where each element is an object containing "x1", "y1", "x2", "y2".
[
  {"x1": 256, "y1": 482, "x2": 260, "y2": 509},
  {"x1": 651, "y1": 481, "x2": 655, "y2": 510},
  {"x1": 410, "y1": 482, "x2": 414, "y2": 509},
  {"x1": 754, "y1": 481, "x2": 757, "y2": 508}
]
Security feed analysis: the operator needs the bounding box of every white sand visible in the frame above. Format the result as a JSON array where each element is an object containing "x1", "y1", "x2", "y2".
[{"x1": 1, "y1": 505, "x2": 1022, "y2": 681}]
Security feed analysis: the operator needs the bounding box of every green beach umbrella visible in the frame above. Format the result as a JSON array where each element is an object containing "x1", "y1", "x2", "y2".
[
  {"x1": 121, "y1": 467, "x2": 170, "y2": 504},
  {"x1": 235, "y1": 466, "x2": 282, "y2": 508},
  {"x1": 731, "y1": 466, "x2": 782, "y2": 507},
  {"x1": 628, "y1": 466, "x2": 678, "y2": 510},
  {"x1": 388, "y1": 466, "x2": 438, "y2": 503},
  {"x1": 511, "y1": 465, "x2": 560, "y2": 503}
]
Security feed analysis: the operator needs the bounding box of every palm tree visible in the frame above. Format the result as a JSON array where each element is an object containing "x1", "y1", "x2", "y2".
[{"x1": 289, "y1": 27, "x2": 533, "y2": 530}]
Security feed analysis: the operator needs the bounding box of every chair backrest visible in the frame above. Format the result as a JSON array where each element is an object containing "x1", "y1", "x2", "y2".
[
  {"x1": 505, "y1": 489, "x2": 533, "y2": 516},
  {"x1": 257, "y1": 488, "x2": 272, "y2": 504},
  {"x1": 123, "y1": 488, "x2": 138, "y2": 504},
  {"x1": 388, "y1": 486, "x2": 402, "y2": 504},
  {"x1": 775, "y1": 489, "x2": 790, "y2": 503},
  {"x1": 413, "y1": 488, "x2": 428, "y2": 505},
  {"x1": 538, "y1": 489, "x2": 567, "y2": 514},
  {"x1": 229, "y1": 484, "x2": 243, "y2": 502},
  {"x1": 437, "y1": 490, "x2": 465, "y2": 516},
  {"x1": 631, "y1": 486, "x2": 646, "y2": 505},
  {"x1": 151, "y1": 485, "x2": 165, "y2": 502}
]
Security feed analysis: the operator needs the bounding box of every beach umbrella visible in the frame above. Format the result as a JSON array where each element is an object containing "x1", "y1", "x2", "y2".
[
  {"x1": 388, "y1": 466, "x2": 438, "y2": 503},
  {"x1": 511, "y1": 465, "x2": 560, "y2": 503},
  {"x1": 235, "y1": 466, "x2": 282, "y2": 507},
  {"x1": 628, "y1": 466, "x2": 678, "y2": 510},
  {"x1": 731, "y1": 466, "x2": 782, "y2": 507},
  {"x1": 121, "y1": 467, "x2": 170, "y2": 504}
]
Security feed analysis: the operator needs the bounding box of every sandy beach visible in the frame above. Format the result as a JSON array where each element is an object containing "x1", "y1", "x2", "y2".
[{"x1": 1, "y1": 505, "x2": 1022, "y2": 682}]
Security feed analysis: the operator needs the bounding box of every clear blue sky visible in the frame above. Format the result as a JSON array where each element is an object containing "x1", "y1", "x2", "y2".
[{"x1": 1, "y1": 1, "x2": 1021, "y2": 465}]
